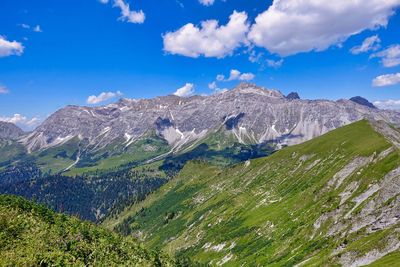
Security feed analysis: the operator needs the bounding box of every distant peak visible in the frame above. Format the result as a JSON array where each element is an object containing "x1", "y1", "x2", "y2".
[
  {"x1": 0, "y1": 121, "x2": 25, "y2": 139},
  {"x1": 286, "y1": 92, "x2": 300, "y2": 101},
  {"x1": 116, "y1": 97, "x2": 138, "y2": 106},
  {"x1": 349, "y1": 96, "x2": 376, "y2": 109},
  {"x1": 232, "y1": 83, "x2": 284, "y2": 98},
  {"x1": 235, "y1": 82, "x2": 259, "y2": 89}
]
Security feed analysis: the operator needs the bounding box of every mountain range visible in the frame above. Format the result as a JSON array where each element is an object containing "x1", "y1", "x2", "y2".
[{"x1": 1, "y1": 83, "x2": 400, "y2": 174}]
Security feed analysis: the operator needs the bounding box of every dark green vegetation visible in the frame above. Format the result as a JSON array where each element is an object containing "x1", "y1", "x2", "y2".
[
  {"x1": 106, "y1": 120, "x2": 400, "y2": 266},
  {"x1": 0, "y1": 166, "x2": 167, "y2": 221},
  {"x1": 0, "y1": 194, "x2": 178, "y2": 266},
  {"x1": 0, "y1": 128, "x2": 275, "y2": 222}
]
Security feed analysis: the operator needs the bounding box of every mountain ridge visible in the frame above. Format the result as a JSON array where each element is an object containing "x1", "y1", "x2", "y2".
[{"x1": 17, "y1": 83, "x2": 400, "y2": 155}]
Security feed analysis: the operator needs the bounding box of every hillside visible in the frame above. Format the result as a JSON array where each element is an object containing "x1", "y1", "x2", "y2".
[
  {"x1": 106, "y1": 120, "x2": 400, "y2": 266},
  {"x1": 0, "y1": 194, "x2": 185, "y2": 266}
]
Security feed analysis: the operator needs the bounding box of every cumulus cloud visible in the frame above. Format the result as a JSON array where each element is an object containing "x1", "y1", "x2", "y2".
[
  {"x1": 0, "y1": 85, "x2": 9, "y2": 94},
  {"x1": 266, "y1": 59, "x2": 283, "y2": 68},
  {"x1": 0, "y1": 36, "x2": 24, "y2": 57},
  {"x1": 350, "y1": 35, "x2": 381, "y2": 54},
  {"x1": 218, "y1": 69, "x2": 255, "y2": 82},
  {"x1": 163, "y1": 11, "x2": 249, "y2": 58},
  {"x1": 248, "y1": 0, "x2": 400, "y2": 57},
  {"x1": 99, "y1": 0, "x2": 145, "y2": 24},
  {"x1": 227, "y1": 69, "x2": 241, "y2": 81},
  {"x1": 199, "y1": 0, "x2": 215, "y2": 6},
  {"x1": 113, "y1": 0, "x2": 145, "y2": 23},
  {"x1": 0, "y1": 114, "x2": 42, "y2": 131},
  {"x1": 174, "y1": 83, "x2": 195, "y2": 97},
  {"x1": 239, "y1": 72, "x2": 255, "y2": 81},
  {"x1": 86, "y1": 91, "x2": 123, "y2": 105},
  {"x1": 374, "y1": 99, "x2": 400, "y2": 109},
  {"x1": 370, "y1": 44, "x2": 400, "y2": 67},
  {"x1": 372, "y1": 73, "x2": 400, "y2": 87}
]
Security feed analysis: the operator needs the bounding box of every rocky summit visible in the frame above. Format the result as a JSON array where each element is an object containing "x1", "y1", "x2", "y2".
[{"x1": 0, "y1": 122, "x2": 24, "y2": 140}]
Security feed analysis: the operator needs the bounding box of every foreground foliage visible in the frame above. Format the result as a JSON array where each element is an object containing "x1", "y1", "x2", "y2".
[{"x1": 0, "y1": 194, "x2": 185, "y2": 266}]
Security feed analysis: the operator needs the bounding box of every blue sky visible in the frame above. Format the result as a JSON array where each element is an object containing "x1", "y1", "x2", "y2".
[{"x1": 0, "y1": 0, "x2": 400, "y2": 130}]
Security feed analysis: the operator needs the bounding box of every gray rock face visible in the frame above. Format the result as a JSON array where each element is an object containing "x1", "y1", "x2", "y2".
[
  {"x1": 286, "y1": 92, "x2": 300, "y2": 101},
  {"x1": 0, "y1": 122, "x2": 24, "y2": 140},
  {"x1": 19, "y1": 83, "x2": 400, "y2": 153},
  {"x1": 350, "y1": 96, "x2": 377, "y2": 109}
]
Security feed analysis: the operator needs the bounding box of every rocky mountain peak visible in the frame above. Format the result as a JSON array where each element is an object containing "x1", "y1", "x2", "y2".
[
  {"x1": 286, "y1": 92, "x2": 300, "y2": 101},
  {"x1": 231, "y1": 82, "x2": 285, "y2": 98},
  {"x1": 349, "y1": 96, "x2": 377, "y2": 109},
  {"x1": 0, "y1": 121, "x2": 25, "y2": 139}
]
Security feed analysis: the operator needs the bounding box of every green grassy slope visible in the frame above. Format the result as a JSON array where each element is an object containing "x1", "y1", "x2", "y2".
[
  {"x1": 0, "y1": 194, "x2": 178, "y2": 266},
  {"x1": 107, "y1": 120, "x2": 400, "y2": 266},
  {"x1": 0, "y1": 126, "x2": 276, "y2": 222}
]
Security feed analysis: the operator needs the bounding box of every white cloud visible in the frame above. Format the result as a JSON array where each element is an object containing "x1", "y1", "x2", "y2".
[
  {"x1": 266, "y1": 59, "x2": 283, "y2": 68},
  {"x1": 0, "y1": 114, "x2": 42, "y2": 131},
  {"x1": 33, "y1": 25, "x2": 42, "y2": 32},
  {"x1": 99, "y1": 0, "x2": 145, "y2": 23},
  {"x1": 374, "y1": 99, "x2": 400, "y2": 109},
  {"x1": 113, "y1": 0, "x2": 145, "y2": 24},
  {"x1": 350, "y1": 35, "x2": 381, "y2": 54},
  {"x1": 239, "y1": 72, "x2": 255, "y2": 81},
  {"x1": 86, "y1": 90, "x2": 123, "y2": 105},
  {"x1": 218, "y1": 69, "x2": 255, "y2": 82},
  {"x1": 227, "y1": 69, "x2": 241, "y2": 81},
  {"x1": 370, "y1": 44, "x2": 400, "y2": 67},
  {"x1": 199, "y1": 0, "x2": 215, "y2": 6},
  {"x1": 249, "y1": 50, "x2": 263, "y2": 63},
  {"x1": 0, "y1": 36, "x2": 24, "y2": 57},
  {"x1": 248, "y1": 0, "x2": 400, "y2": 57},
  {"x1": 208, "y1": 81, "x2": 217, "y2": 90},
  {"x1": 208, "y1": 82, "x2": 228, "y2": 94},
  {"x1": 216, "y1": 74, "x2": 225, "y2": 81},
  {"x1": 19, "y1": 24, "x2": 42, "y2": 32},
  {"x1": 174, "y1": 83, "x2": 195, "y2": 97},
  {"x1": 372, "y1": 73, "x2": 400, "y2": 87},
  {"x1": 0, "y1": 85, "x2": 9, "y2": 94},
  {"x1": 163, "y1": 11, "x2": 249, "y2": 58}
]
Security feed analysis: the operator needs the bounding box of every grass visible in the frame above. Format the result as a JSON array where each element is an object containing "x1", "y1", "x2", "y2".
[
  {"x1": 0, "y1": 194, "x2": 177, "y2": 266},
  {"x1": 106, "y1": 120, "x2": 400, "y2": 266}
]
